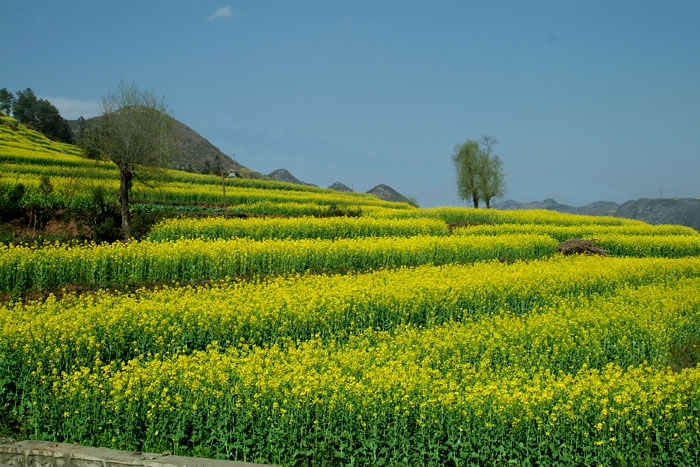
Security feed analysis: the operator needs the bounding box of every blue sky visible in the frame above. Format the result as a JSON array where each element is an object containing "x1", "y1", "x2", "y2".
[{"x1": 2, "y1": 0, "x2": 699, "y2": 207}]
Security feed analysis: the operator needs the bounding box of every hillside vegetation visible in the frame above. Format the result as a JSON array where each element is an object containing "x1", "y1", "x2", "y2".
[
  {"x1": 1, "y1": 116, "x2": 700, "y2": 466},
  {"x1": 0, "y1": 116, "x2": 411, "y2": 242}
]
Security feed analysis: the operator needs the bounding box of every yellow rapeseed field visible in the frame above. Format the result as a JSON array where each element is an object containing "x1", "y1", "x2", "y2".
[
  {"x1": 2, "y1": 117, "x2": 700, "y2": 465},
  {"x1": 3, "y1": 263, "x2": 698, "y2": 464}
]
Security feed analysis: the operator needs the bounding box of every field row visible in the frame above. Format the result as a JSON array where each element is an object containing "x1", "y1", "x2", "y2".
[
  {"x1": 148, "y1": 216, "x2": 449, "y2": 241},
  {"x1": 453, "y1": 222, "x2": 698, "y2": 240},
  {"x1": 148, "y1": 216, "x2": 697, "y2": 242},
  {"x1": 369, "y1": 205, "x2": 645, "y2": 226},
  {"x1": 0, "y1": 234, "x2": 557, "y2": 292},
  {"x1": 4, "y1": 230, "x2": 700, "y2": 292}
]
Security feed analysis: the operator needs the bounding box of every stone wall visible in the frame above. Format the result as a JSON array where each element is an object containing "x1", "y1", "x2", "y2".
[{"x1": 0, "y1": 440, "x2": 274, "y2": 467}]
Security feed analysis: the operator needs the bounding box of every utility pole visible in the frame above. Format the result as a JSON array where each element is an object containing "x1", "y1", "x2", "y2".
[{"x1": 221, "y1": 169, "x2": 228, "y2": 217}]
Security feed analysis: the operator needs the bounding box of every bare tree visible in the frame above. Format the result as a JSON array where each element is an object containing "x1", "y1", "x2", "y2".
[{"x1": 90, "y1": 80, "x2": 174, "y2": 239}]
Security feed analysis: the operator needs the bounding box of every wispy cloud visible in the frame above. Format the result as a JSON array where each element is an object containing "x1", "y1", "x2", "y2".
[{"x1": 208, "y1": 6, "x2": 244, "y2": 21}]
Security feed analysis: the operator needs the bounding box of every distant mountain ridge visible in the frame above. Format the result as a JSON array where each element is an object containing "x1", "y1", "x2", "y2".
[
  {"x1": 494, "y1": 198, "x2": 619, "y2": 216},
  {"x1": 269, "y1": 169, "x2": 413, "y2": 205},
  {"x1": 494, "y1": 197, "x2": 700, "y2": 232}
]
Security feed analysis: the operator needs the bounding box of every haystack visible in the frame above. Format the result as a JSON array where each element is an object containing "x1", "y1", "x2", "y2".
[{"x1": 557, "y1": 238, "x2": 608, "y2": 256}]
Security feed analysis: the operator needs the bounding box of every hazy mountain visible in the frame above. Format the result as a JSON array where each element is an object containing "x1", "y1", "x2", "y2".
[
  {"x1": 168, "y1": 118, "x2": 238, "y2": 173},
  {"x1": 616, "y1": 198, "x2": 700, "y2": 232},
  {"x1": 494, "y1": 197, "x2": 700, "y2": 232},
  {"x1": 494, "y1": 199, "x2": 618, "y2": 216},
  {"x1": 494, "y1": 198, "x2": 577, "y2": 213},
  {"x1": 328, "y1": 182, "x2": 353, "y2": 192},
  {"x1": 267, "y1": 169, "x2": 316, "y2": 186},
  {"x1": 69, "y1": 115, "x2": 264, "y2": 177},
  {"x1": 367, "y1": 184, "x2": 411, "y2": 204}
]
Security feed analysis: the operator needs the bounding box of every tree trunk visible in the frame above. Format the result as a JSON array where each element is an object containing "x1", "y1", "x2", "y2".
[
  {"x1": 485, "y1": 198, "x2": 491, "y2": 209},
  {"x1": 472, "y1": 194, "x2": 479, "y2": 208},
  {"x1": 118, "y1": 168, "x2": 133, "y2": 240}
]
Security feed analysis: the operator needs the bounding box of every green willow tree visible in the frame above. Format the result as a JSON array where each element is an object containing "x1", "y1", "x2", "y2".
[
  {"x1": 88, "y1": 80, "x2": 174, "y2": 239},
  {"x1": 453, "y1": 135, "x2": 506, "y2": 208},
  {"x1": 452, "y1": 139, "x2": 482, "y2": 208},
  {"x1": 476, "y1": 135, "x2": 506, "y2": 208}
]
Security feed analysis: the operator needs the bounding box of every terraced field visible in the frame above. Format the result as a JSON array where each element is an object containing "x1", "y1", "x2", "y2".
[{"x1": 1, "y1": 117, "x2": 699, "y2": 465}]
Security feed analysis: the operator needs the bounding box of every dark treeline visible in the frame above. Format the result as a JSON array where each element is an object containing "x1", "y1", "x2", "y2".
[{"x1": 0, "y1": 87, "x2": 73, "y2": 144}]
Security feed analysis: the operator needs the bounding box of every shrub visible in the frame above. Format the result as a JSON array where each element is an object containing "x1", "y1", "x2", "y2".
[
  {"x1": 0, "y1": 182, "x2": 26, "y2": 221},
  {"x1": 316, "y1": 203, "x2": 362, "y2": 218}
]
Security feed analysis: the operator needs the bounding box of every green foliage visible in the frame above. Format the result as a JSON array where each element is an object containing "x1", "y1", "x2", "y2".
[
  {"x1": 0, "y1": 88, "x2": 16, "y2": 116},
  {"x1": 12, "y1": 88, "x2": 38, "y2": 124},
  {"x1": 316, "y1": 203, "x2": 362, "y2": 218},
  {"x1": 89, "y1": 186, "x2": 122, "y2": 243},
  {"x1": 452, "y1": 139, "x2": 481, "y2": 207},
  {"x1": 38, "y1": 175, "x2": 54, "y2": 196},
  {"x1": 476, "y1": 136, "x2": 506, "y2": 208},
  {"x1": 129, "y1": 209, "x2": 180, "y2": 240},
  {"x1": 453, "y1": 135, "x2": 506, "y2": 208},
  {"x1": 92, "y1": 216, "x2": 121, "y2": 244},
  {"x1": 0, "y1": 182, "x2": 25, "y2": 221},
  {"x1": 73, "y1": 117, "x2": 100, "y2": 159},
  {"x1": 35, "y1": 99, "x2": 73, "y2": 144},
  {"x1": 9, "y1": 88, "x2": 72, "y2": 143}
]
